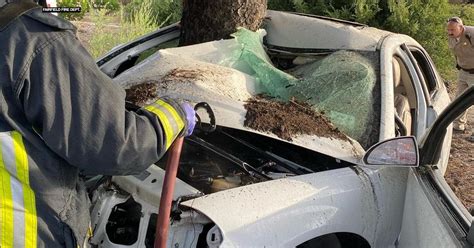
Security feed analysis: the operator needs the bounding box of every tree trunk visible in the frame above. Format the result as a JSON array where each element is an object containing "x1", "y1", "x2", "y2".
[{"x1": 179, "y1": 0, "x2": 267, "y2": 46}]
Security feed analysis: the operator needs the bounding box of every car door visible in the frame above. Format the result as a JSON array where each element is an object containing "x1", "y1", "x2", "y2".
[
  {"x1": 390, "y1": 43, "x2": 453, "y2": 175},
  {"x1": 397, "y1": 86, "x2": 474, "y2": 248},
  {"x1": 401, "y1": 44, "x2": 453, "y2": 175}
]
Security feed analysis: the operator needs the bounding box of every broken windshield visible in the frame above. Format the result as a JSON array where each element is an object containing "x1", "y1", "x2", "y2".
[
  {"x1": 118, "y1": 28, "x2": 381, "y2": 150},
  {"x1": 283, "y1": 51, "x2": 381, "y2": 149},
  {"x1": 224, "y1": 29, "x2": 381, "y2": 149}
]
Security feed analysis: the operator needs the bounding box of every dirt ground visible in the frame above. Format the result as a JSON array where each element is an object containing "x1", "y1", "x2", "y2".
[
  {"x1": 71, "y1": 20, "x2": 95, "y2": 51},
  {"x1": 72, "y1": 21, "x2": 472, "y2": 212},
  {"x1": 444, "y1": 88, "x2": 473, "y2": 211},
  {"x1": 445, "y1": 124, "x2": 474, "y2": 211},
  {"x1": 71, "y1": 14, "x2": 121, "y2": 52}
]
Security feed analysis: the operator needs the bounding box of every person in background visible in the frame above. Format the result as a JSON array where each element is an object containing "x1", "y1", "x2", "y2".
[
  {"x1": 447, "y1": 16, "x2": 474, "y2": 142},
  {"x1": 0, "y1": 0, "x2": 195, "y2": 246}
]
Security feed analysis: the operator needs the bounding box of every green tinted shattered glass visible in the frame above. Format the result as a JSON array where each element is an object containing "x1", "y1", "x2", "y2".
[
  {"x1": 288, "y1": 51, "x2": 376, "y2": 142},
  {"x1": 223, "y1": 28, "x2": 377, "y2": 143},
  {"x1": 220, "y1": 28, "x2": 297, "y2": 97}
]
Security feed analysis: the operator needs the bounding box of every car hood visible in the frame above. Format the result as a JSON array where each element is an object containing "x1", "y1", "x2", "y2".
[
  {"x1": 114, "y1": 34, "x2": 365, "y2": 164},
  {"x1": 185, "y1": 95, "x2": 364, "y2": 164}
]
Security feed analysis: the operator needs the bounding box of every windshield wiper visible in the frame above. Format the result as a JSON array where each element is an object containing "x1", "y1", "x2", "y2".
[
  {"x1": 220, "y1": 130, "x2": 314, "y2": 175},
  {"x1": 187, "y1": 136, "x2": 272, "y2": 180}
]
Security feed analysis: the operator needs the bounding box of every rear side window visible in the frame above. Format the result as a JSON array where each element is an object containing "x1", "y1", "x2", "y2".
[{"x1": 409, "y1": 48, "x2": 439, "y2": 94}]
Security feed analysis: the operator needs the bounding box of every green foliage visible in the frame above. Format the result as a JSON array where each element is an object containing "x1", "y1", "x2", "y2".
[
  {"x1": 325, "y1": 4, "x2": 353, "y2": 20},
  {"x1": 92, "y1": 0, "x2": 120, "y2": 11},
  {"x1": 58, "y1": 0, "x2": 90, "y2": 20},
  {"x1": 452, "y1": 4, "x2": 474, "y2": 26},
  {"x1": 382, "y1": 0, "x2": 453, "y2": 82},
  {"x1": 59, "y1": 0, "x2": 120, "y2": 20},
  {"x1": 353, "y1": 0, "x2": 380, "y2": 24},
  {"x1": 89, "y1": 0, "x2": 160, "y2": 58},
  {"x1": 122, "y1": 0, "x2": 181, "y2": 27},
  {"x1": 268, "y1": 0, "x2": 297, "y2": 11}
]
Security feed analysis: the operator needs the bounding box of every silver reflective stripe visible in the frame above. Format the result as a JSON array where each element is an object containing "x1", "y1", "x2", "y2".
[
  {"x1": 1, "y1": 133, "x2": 26, "y2": 247},
  {"x1": 11, "y1": 177, "x2": 26, "y2": 247},
  {"x1": 2, "y1": 133, "x2": 17, "y2": 177},
  {"x1": 0, "y1": 131, "x2": 36, "y2": 247}
]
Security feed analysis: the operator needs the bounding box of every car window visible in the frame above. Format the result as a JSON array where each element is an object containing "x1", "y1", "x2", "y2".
[
  {"x1": 135, "y1": 39, "x2": 179, "y2": 65},
  {"x1": 401, "y1": 45, "x2": 432, "y2": 107},
  {"x1": 283, "y1": 50, "x2": 381, "y2": 149},
  {"x1": 396, "y1": 47, "x2": 430, "y2": 137},
  {"x1": 392, "y1": 55, "x2": 417, "y2": 136},
  {"x1": 408, "y1": 47, "x2": 439, "y2": 94}
]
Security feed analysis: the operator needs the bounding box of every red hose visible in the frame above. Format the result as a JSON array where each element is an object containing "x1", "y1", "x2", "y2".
[{"x1": 154, "y1": 137, "x2": 184, "y2": 248}]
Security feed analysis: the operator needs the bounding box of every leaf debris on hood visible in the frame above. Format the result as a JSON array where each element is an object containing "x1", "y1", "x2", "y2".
[
  {"x1": 125, "y1": 82, "x2": 159, "y2": 107},
  {"x1": 244, "y1": 95, "x2": 348, "y2": 141}
]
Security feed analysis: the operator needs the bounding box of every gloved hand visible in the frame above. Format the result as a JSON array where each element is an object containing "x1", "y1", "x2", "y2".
[{"x1": 181, "y1": 102, "x2": 196, "y2": 137}]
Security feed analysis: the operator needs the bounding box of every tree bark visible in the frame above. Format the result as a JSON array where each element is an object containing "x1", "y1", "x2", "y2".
[{"x1": 179, "y1": 0, "x2": 267, "y2": 46}]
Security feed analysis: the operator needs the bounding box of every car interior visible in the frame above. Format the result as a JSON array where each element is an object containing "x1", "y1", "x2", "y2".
[{"x1": 393, "y1": 56, "x2": 417, "y2": 136}]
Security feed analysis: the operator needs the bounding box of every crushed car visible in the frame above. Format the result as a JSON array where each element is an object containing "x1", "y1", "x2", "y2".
[{"x1": 87, "y1": 11, "x2": 474, "y2": 248}]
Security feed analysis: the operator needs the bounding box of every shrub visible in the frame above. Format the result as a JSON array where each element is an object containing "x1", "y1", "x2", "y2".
[
  {"x1": 93, "y1": 0, "x2": 120, "y2": 11},
  {"x1": 122, "y1": 0, "x2": 181, "y2": 27},
  {"x1": 89, "y1": 0, "x2": 161, "y2": 58},
  {"x1": 381, "y1": 0, "x2": 455, "y2": 82},
  {"x1": 58, "y1": 0, "x2": 119, "y2": 20},
  {"x1": 58, "y1": 0, "x2": 90, "y2": 20},
  {"x1": 353, "y1": 0, "x2": 380, "y2": 24}
]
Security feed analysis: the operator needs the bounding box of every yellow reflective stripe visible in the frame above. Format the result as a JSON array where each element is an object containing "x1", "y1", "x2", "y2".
[
  {"x1": 145, "y1": 105, "x2": 174, "y2": 149},
  {"x1": 0, "y1": 132, "x2": 37, "y2": 248},
  {"x1": 156, "y1": 100, "x2": 185, "y2": 132},
  {"x1": 23, "y1": 178, "x2": 37, "y2": 248},
  {"x1": 0, "y1": 143, "x2": 14, "y2": 248},
  {"x1": 12, "y1": 132, "x2": 36, "y2": 248},
  {"x1": 12, "y1": 132, "x2": 28, "y2": 184}
]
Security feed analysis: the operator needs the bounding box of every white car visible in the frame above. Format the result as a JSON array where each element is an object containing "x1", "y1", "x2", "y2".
[{"x1": 88, "y1": 11, "x2": 473, "y2": 248}]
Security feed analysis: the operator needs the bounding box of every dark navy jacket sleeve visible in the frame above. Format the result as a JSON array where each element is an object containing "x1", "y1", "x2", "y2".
[{"x1": 15, "y1": 30, "x2": 178, "y2": 175}]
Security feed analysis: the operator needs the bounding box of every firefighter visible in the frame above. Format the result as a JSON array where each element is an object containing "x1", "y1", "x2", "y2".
[{"x1": 0, "y1": 0, "x2": 196, "y2": 246}]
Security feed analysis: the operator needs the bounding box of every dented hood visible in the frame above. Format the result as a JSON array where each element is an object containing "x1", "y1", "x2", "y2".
[{"x1": 114, "y1": 33, "x2": 365, "y2": 164}]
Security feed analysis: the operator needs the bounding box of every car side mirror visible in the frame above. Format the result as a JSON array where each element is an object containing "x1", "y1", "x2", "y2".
[{"x1": 363, "y1": 136, "x2": 419, "y2": 166}]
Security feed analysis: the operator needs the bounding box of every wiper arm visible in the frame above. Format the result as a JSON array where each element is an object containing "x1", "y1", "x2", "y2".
[
  {"x1": 187, "y1": 136, "x2": 272, "y2": 180},
  {"x1": 220, "y1": 130, "x2": 314, "y2": 175},
  {"x1": 264, "y1": 151, "x2": 314, "y2": 174}
]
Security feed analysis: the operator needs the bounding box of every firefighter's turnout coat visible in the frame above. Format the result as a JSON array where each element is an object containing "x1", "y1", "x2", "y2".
[{"x1": 0, "y1": 2, "x2": 187, "y2": 246}]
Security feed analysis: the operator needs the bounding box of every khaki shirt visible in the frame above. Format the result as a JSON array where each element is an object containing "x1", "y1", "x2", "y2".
[{"x1": 448, "y1": 26, "x2": 474, "y2": 70}]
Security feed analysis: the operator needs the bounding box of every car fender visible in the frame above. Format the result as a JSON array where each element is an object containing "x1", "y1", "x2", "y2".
[{"x1": 181, "y1": 167, "x2": 381, "y2": 247}]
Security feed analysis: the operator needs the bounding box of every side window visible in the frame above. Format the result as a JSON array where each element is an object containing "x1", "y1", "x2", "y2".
[
  {"x1": 397, "y1": 45, "x2": 431, "y2": 138},
  {"x1": 409, "y1": 47, "x2": 439, "y2": 94}
]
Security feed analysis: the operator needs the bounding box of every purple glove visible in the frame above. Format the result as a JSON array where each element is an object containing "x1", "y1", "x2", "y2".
[{"x1": 181, "y1": 102, "x2": 196, "y2": 137}]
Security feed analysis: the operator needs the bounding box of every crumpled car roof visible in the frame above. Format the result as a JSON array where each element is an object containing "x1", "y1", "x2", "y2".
[{"x1": 264, "y1": 10, "x2": 391, "y2": 51}]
